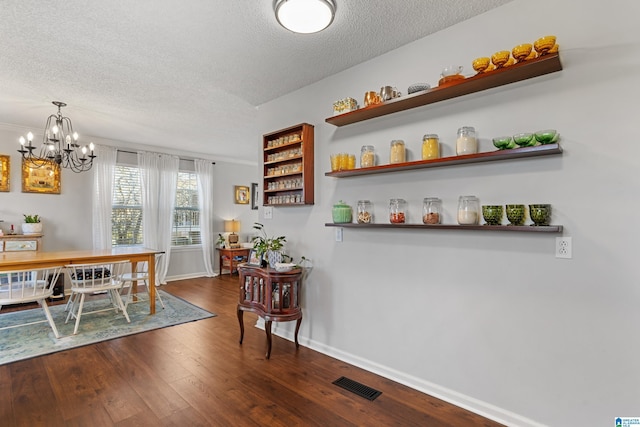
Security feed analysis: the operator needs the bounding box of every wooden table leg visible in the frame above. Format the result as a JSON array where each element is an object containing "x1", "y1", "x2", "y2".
[
  {"x1": 237, "y1": 307, "x2": 245, "y2": 344},
  {"x1": 265, "y1": 320, "x2": 273, "y2": 359},
  {"x1": 147, "y1": 255, "x2": 156, "y2": 315},
  {"x1": 294, "y1": 316, "x2": 302, "y2": 348}
]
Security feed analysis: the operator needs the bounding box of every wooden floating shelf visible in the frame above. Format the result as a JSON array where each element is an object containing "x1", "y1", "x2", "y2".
[
  {"x1": 325, "y1": 223, "x2": 563, "y2": 233},
  {"x1": 325, "y1": 53, "x2": 562, "y2": 127},
  {"x1": 325, "y1": 143, "x2": 562, "y2": 177}
]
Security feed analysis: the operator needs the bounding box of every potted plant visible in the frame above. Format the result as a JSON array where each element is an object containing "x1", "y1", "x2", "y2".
[
  {"x1": 252, "y1": 222, "x2": 286, "y2": 268},
  {"x1": 22, "y1": 214, "x2": 42, "y2": 235},
  {"x1": 216, "y1": 233, "x2": 226, "y2": 249}
]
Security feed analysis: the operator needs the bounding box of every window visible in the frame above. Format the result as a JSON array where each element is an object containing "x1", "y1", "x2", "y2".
[
  {"x1": 172, "y1": 171, "x2": 201, "y2": 246},
  {"x1": 112, "y1": 167, "x2": 201, "y2": 247},
  {"x1": 112, "y1": 165, "x2": 143, "y2": 246}
]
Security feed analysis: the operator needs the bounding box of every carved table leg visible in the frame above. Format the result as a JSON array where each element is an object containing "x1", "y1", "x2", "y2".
[
  {"x1": 265, "y1": 320, "x2": 273, "y2": 359},
  {"x1": 237, "y1": 307, "x2": 244, "y2": 344},
  {"x1": 294, "y1": 316, "x2": 302, "y2": 348}
]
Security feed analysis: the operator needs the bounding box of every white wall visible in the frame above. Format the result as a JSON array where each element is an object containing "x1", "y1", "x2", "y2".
[
  {"x1": 0, "y1": 124, "x2": 259, "y2": 279},
  {"x1": 257, "y1": 1, "x2": 640, "y2": 425}
]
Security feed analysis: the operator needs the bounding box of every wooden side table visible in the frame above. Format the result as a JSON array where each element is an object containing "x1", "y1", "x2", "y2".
[
  {"x1": 217, "y1": 247, "x2": 250, "y2": 275},
  {"x1": 237, "y1": 264, "x2": 302, "y2": 359}
]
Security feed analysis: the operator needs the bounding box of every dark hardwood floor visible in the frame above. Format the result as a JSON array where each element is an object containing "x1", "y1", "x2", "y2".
[{"x1": 0, "y1": 275, "x2": 503, "y2": 426}]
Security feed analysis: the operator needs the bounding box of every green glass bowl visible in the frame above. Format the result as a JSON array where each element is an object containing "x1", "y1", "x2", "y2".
[
  {"x1": 505, "y1": 204, "x2": 526, "y2": 226},
  {"x1": 513, "y1": 132, "x2": 536, "y2": 147},
  {"x1": 482, "y1": 205, "x2": 503, "y2": 225},
  {"x1": 492, "y1": 136, "x2": 513, "y2": 150},
  {"x1": 534, "y1": 129, "x2": 559, "y2": 144},
  {"x1": 529, "y1": 204, "x2": 551, "y2": 226}
]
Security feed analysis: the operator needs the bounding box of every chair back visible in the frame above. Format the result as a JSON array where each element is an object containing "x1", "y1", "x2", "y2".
[
  {"x1": 0, "y1": 266, "x2": 63, "y2": 306},
  {"x1": 65, "y1": 261, "x2": 129, "y2": 291}
]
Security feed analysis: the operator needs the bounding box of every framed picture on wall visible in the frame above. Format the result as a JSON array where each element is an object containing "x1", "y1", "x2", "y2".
[
  {"x1": 0, "y1": 155, "x2": 9, "y2": 192},
  {"x1": 235, "y1": 185, "x2": 249, "y2": 204},
  {"x1": 251, "y1": 182, "x2": 258, "y2": 210},
  {"x1": 22, "y1": 159, "x2": 61, "y2": 194}
]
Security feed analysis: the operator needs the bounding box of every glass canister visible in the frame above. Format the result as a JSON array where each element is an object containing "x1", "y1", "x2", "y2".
[
  {"x1": 389, "y1": 198, "x2": 407, "y2": 223},
  {"x1": 456, "y1": 126, "x2": 478, "y2": 155},
  {"x1": 357, "y1": 200, "x2": 373, "y2": 224},
  {"x1": 422, "y1": 134, "x2": 440, "y2": 160},
  {"x1": 360, "y1": 145, "x2": 375, "y2": 168},
  {"x1": 389, "y1": 140, "x2": 406, "y2": 164},
  {"x1": 332, "y1": 200, "x2": 353, "y2": 224},
  {"x1": 422, "y1": 197, "x2": 442, "y2": 224},
  {"x1": 457, "y1": 195, "x2": 480, "y2": 225}
]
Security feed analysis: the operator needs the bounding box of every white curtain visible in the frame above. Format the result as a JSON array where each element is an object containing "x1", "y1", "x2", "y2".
[
  {"x1": 92, "y1": 145, "x2": 117, "y2": 250},
  {"x1": 195, "y1": 159, "x2": 215, "y2": 276},
  {"x1": 138, "y1": 151, "x2": 179, "y2": 285}
]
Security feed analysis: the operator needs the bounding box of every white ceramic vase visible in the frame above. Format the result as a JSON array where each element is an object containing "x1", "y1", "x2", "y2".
[
  {"x1": 21, "y1": 223, "x2": 42, "y2": 235},
  {"x1": 267, "y1": 250, "x2": 282, "y2": 268}
]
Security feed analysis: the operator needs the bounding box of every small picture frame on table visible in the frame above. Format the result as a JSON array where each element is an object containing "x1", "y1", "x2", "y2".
[{"x1": 247, "y1": 249, "x2": 262, "y2": 266}]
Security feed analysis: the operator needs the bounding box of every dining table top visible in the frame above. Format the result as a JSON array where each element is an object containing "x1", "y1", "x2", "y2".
[
  {"x1": 0, "y1": 247, "x2": 163, "y2": 270},
  {"x1": 0, "y1": 247, "x2": 164, "y2": 314}
]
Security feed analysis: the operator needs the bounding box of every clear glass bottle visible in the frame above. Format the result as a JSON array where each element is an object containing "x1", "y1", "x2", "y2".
[
  {"x1": 389, "y1": 140, "x2": 406, "y2": 164},
  {"x1": 360, "y1": 145, "x2": 375, "y2": 168},
  {"x1": 422, "y1": 197, "x2": 442, "y2": 224},
  {"x1": 422, "y1": 134, "x2": 440, "y2": 160},
  {"x1": 357, "y1": 200, "x2": 373, "y2": 223},
  {"x1": 457, "y1": 195, "x2": 480, "y2": 225},
  {"x1": 389, "y1": 198, "x2": 407, "y2": 223},
  {"x1": 456, "y1": 126, "x2": 478, "y2": 155}
]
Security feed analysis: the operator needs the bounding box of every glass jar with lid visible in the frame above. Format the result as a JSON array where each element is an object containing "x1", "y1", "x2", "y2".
[
  {"x1": 422, "y1": 134, "x2": 440, "y2": 160},
  {"x1": 457, "y1": 195, "x2": 480, "y2": 225},
  {"x1": 456, "y1": 126, "x2": 478, "y2": 155},
  {"x1": 360, "y1": 145, "x2": 375, "y2": 168},
  {"x1": 389, "y1": 198, "x2": 407, "y2": 223},
  {"x1": 422, "y1": 197, "x2": 442, "y2": 224},
  {"x1": 357, "y1": 200, "x2": 373, "y2": 224},
  {"x1": 389, "y1": 140, "x2": 406, "y2": 164}
]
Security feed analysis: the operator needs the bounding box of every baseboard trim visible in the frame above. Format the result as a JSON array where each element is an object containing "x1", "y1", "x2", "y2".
[{"x1": 266, "y1": 324, "x2": 545, "y2": 427}]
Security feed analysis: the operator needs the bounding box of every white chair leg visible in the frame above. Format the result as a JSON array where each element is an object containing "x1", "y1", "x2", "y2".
[
  {"x1": 155, "y1": 284, "x2": 165, "y2": 309},
  {"x1": 111, "y1": 289, "x2": 130, "y2": 323},
  {"x1": 65, "y1": 293, "x2": 77, "y2": 324},
  {"x1": 38, "y1": 299, "x2": 60, "y2": 339},
  {"x1": 73, "y1": 293, "x2": 86, "y2": 335}
]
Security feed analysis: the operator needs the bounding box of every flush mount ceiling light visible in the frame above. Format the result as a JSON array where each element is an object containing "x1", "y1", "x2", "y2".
[{"x1": 275, "y1": 0, "x2": 336, "y2": 34}]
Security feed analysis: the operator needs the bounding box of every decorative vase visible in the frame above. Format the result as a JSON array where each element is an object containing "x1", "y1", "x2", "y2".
[
  {"x1": 21, "y1": 223, "x2": 42, "y2": 235},
  {"x1": 267, "y1": 250, "x2": 282, "y2": 268}
]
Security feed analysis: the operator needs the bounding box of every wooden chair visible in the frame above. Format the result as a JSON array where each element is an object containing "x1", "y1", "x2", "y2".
[
  {"x1": 0, "y1": 266, "x2": 63, "y2": 338},
  {"x1": 64, "y1": 261, "x2": 130, "y2": 335},
  {"x1": 119, "y1": 255, "x2": 165, "y2": 309}
]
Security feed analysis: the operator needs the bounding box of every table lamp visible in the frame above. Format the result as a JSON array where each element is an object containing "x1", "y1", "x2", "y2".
[{"x1": 224, "y1": 219, "x2": 241, "y2": 248}]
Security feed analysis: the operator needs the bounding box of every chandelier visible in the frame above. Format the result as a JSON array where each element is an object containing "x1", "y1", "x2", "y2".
[{"x1": 18, "y1": 101, "x2": 96, "y2": 173}]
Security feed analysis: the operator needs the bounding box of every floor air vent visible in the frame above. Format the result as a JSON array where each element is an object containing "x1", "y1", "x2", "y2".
[{"x1": 332, "y1": 376, "x2": 382, "y2": 401}]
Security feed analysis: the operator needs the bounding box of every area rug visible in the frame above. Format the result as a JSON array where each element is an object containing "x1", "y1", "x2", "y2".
[{"x1": 0, "y1": 290, "x2": 215, "y2": 365}]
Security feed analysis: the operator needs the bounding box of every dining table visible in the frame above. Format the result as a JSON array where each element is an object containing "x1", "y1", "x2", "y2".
[{"x1": 0, "y1": 247, "x2": 163, "y2": 314}]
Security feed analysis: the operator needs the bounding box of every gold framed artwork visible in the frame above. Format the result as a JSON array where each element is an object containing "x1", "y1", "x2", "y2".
[
  {"x1": 234, "y1": 185, "x2": 249, "y2": 204},
  {"x1": 0, "y1": 155, "x2": 9, "y2": 192},
  {"x1": 22, "y1": 160, "x2": 61, "y2": 194}
]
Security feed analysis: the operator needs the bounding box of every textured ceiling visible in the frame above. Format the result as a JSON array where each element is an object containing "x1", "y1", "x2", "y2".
[{"x1": 0, "y1": 0, "x2": 512, "y2": 163}]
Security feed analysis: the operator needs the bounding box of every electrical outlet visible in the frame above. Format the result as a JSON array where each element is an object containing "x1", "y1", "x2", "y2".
[
  {"x1": 263, "y1": 206, "x2": 273, "y2": 219},
  {"x1": 555, "y1": 237, "x2": 572, "y2": 259},
  {"x1": 335, "y1": 227, "x2": 343, "y2": 242}
]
